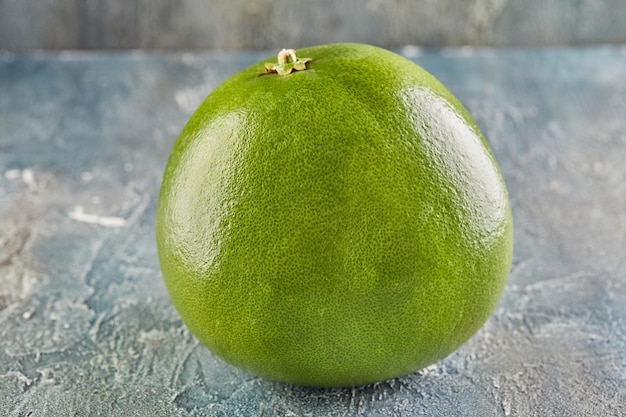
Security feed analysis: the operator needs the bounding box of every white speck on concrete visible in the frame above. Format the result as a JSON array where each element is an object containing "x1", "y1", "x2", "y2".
[
  {"x1": 4, "y1": 169, "x2": 21, "y2": 180},
  {"x1": 401, "y1": 45, "x2": 423, "y2": 58},
  {"x1": 68, "y1": 206, "x2": 126, "y2": 228},
  {"x1": 21, "y1": 169, "x2": 36, "y2": 189}
]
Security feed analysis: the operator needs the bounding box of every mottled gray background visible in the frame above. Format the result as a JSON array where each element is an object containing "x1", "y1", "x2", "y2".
[{"x1": 1, "y1": 0, "x2": 626, "y2": 51}]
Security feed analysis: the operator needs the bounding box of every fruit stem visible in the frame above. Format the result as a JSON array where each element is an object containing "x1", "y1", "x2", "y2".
[
  {"x1": 278, "y1": 48, "x2": 297, "y2": 66},
  {"x1": 264, "y1": 49, "x2": 312, "y2": 76}
]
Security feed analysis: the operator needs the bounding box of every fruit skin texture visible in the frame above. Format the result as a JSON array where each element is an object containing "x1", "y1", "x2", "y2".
[{"x1": 156, "y1": 43, "x2": 513, "y2": 387}]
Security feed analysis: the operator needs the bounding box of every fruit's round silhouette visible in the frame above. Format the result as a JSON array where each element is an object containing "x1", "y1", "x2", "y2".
[{"x1": 157, "y1": 43, "x2": 513, "y2": 387}]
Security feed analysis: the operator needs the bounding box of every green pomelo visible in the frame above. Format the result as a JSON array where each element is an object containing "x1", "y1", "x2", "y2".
[{"x1": 156, "y1": 43, "x2": 513, "y2": 387}]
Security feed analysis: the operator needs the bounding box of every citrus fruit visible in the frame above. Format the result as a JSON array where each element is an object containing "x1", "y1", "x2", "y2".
[{"x1": 156, "y1": 43, "x2": 513, "y2": 387}]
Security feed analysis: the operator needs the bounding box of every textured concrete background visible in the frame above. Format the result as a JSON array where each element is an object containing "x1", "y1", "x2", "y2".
[
  {"x1": 1, "y1": 0, "x2": 625, "y2": 51},
  {"x1": 2, "y1": 46, "x2": 626, "y2": 416}
]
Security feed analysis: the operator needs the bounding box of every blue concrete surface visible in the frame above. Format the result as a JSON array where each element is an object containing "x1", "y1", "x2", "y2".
[{"x1": 1, "y1": 46, "x2": 625, "y2": 415}]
